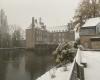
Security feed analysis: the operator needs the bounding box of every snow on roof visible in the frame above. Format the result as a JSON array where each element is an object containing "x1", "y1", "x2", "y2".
[
  {"x1": 82, "y1": 17, "x2": 100, "y2": 27},
  {"x1": 36, "y1": 63, "x2": 72, "y2": 80},
  {"x1": 35, "y1": 21, "x2": 46, "y2": 30},
  {"x1": 81, "y1": 50, "x2": 100, "y2": 80},
  {"x1": 48, "y1": 25, "x2": 68, "y2": 32}
]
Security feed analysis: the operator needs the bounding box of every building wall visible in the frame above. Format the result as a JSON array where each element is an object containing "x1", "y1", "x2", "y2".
[
  {"x1": 91, "y1": 41, "x2": 100, "y2": 49},
  {"x1": 51, "y1": 31, "x2": 74, "y2": 44},
  {"x1": 34, "y1": 28, "x2": 49, "y2": 44},
  {"x1": 80, "y1": 36, "x2": 91, "y2": 48},
  {"x1": 80, "y1": 35, "x2": 100, "y2": 49},
  {"x1": 26, "y1": 29, "x2": 35, "y2": 49}
]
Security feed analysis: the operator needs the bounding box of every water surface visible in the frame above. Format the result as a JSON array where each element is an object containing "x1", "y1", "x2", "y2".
[{"x1": 0, "y1": 49, "x2": 54, "y2": 80}]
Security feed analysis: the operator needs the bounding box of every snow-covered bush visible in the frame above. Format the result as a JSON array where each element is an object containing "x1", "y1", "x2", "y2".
[{"x1": 52, "y1": 41, "x2": 77, "y2": 65}]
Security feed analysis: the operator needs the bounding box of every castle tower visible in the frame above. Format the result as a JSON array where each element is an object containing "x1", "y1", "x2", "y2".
[{"x1": 26, "y1": 17, "x2": 36, "y2": 49}]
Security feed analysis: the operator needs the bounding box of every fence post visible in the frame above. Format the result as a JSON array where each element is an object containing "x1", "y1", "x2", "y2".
[{"x1": 79, "y1": 65, "x2": 84, "y2": 80}]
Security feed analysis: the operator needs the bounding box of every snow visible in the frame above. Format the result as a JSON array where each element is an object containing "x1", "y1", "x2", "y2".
[
  {"x1": 81, "y1": 50, "x2": 100, "y2": 80},
  {"x1": 75, "y1": 49, "x2": 82, "y2": 65},
  {"x1": 74, "y1": 23, "x2": 80, "y2": 32},
  {"x1": 36, "y1": 49, "x2": 100, "y2": 80},
  {"x1": 48, "y1": 25, "x2": 67, "y2": 32},
  {"x1": 74, "y1": 23, "x2": 80, "y2": 41},
  {"x1": 75, "y1": 32, "x2": 80, "y2": 41},
  {"x1": 82, "y1": 17, "x2": 100, "y2": 27},
  {"x1": 36, "y1": 49, "x2": 80, "y2": 80},
  {"x1": 36, "y1": 64, "x2": 73, "y2": 80}
]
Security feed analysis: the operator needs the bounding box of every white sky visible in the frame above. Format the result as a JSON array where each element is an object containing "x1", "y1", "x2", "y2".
[{"x1": 0, "y1": 0, "x2": 80, "y2": 29}]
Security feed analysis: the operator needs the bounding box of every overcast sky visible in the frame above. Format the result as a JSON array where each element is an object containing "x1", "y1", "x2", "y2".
[{"x1": 0, "y1": 0, "x2": 80, "y2": 29}]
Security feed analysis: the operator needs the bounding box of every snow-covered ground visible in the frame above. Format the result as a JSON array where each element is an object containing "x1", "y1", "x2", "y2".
[
  {"x1": 81, "y1": 51, "x2": 100, "y2": 80},
  {"x1": 36, "y1": 63, "x2": 73, "y2": 80},
  {"x1": 36, "y1": 49, "x2": 100, "y2": 80}
]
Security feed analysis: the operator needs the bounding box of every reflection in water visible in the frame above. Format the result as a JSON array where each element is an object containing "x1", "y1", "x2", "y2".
[{"x1": 0, "y1": 49, "x2": 54, "y2": 80}]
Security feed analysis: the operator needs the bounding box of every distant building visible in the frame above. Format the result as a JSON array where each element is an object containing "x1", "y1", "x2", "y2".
[
  {"x1": 26, "y1": 17, "x2": 75, "y2": 49},
  {"x1": 80, "y1": 17, "x2": 100, "y2": 49}
]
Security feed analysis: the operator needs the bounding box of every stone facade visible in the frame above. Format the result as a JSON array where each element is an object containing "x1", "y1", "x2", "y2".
[{"x1": 26, "y1": 17, "x2": 75, "y2": 49}]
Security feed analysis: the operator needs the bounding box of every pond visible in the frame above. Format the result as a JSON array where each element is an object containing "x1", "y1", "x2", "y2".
[{"x1": 0, "y1": 49, "x2": 55, "y2": 80}]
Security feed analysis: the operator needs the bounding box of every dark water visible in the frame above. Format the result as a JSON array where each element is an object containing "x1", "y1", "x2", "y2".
[{"x1": 0, "y1": 49, "x2": 55, "y2": 80}]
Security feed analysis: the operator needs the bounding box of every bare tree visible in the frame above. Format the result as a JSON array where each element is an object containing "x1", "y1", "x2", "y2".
[
  {"x1": 73, "y1": 0, "x2": 100, "y2": 27},
  {"x1": 10, "y1": 25, "x2": 24, "y2": 47}
]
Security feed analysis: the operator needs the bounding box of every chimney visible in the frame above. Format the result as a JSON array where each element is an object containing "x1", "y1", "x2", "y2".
[{"x1": 32, "y1": 17, "x2": 35, "y2": 28}]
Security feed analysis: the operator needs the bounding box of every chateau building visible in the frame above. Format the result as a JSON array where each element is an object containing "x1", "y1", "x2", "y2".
[{"x1": 26, "y1": 17, "x2": 74, "y2": 49}]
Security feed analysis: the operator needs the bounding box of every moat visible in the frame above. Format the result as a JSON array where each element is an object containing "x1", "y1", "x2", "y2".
[{"x1": 0, "y1": 49, "x2": 55, "y2": 80}]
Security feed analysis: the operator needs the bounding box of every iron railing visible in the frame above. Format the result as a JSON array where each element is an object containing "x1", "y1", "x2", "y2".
[{"x1": 67, "y1": 49, "x2": 85, "y2": 80}]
